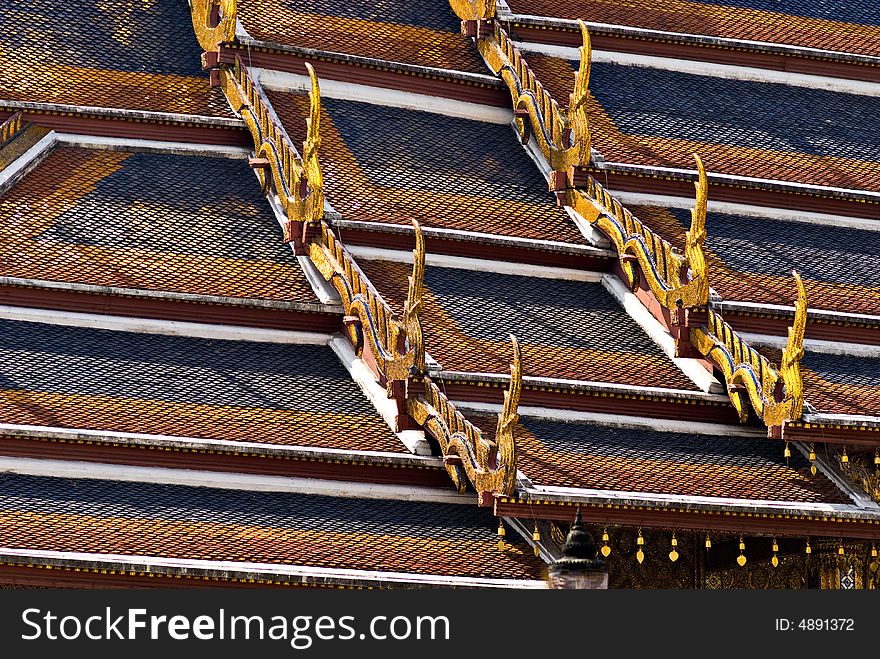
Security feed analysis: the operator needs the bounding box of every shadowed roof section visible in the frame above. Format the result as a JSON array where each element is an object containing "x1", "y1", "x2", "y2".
[
  {"x1": 506, "y1": 0, "x2": 880, "y2": 56},
  {"x1": 473, "y1": 414, "x2": 850, "y2": 504},
  {"x1": 270, "y1": 92, "x2": 584, "y2": 243},
  {"x1": 620, "y1": 204, "x2": 880, "y2": 317},
  {"x1": 525, "y1": 56, "x2": 880, "y2": 192},
  {"x1": 0, "y1": 472, "x2": 545, "y2": 581},
  {"x1": 237, "y1": 0, "x2": 487, "y2": 73},
  {"x1": 0, "y1": 146, "x2": 319, "y2": 305},
  {"x1": 0, "y1": 319, "x2": 404, "y2": 453},
  {"x1": 359, "y1": 259, "x2": 698, "y2": 390},
  {"x1": 0, "y1": 0, "x2": 232, "y2": 116}
]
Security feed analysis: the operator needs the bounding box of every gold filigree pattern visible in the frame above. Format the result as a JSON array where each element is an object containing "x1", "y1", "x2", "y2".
[
  {"x1": 569, "y1": 153, "x2": 710, "y2": 310},
  {"x1": 221, "y1": 58, "x2": 324, "y2": 244},
  {"x1": 309, "y1": 221, "x2": 414, "y2": 384},
  {"x1": 476, "y1": 22, "x2": 590, "y2": 179},
  {"x1": 403, "y1": 220, "x2": 426, "y2": 374},
  {"x1": 408, "y1": 337, "x2": 522, "y2": 498},
  {"x1": 189, "y1": 0, "x2": 237, "y2": 53},
  {"x1": 449, "y1": 0, "x2": 495, "y2": 21},
  {"x1": 690, "y1": 272, "x2": 807, "y2": 429}
]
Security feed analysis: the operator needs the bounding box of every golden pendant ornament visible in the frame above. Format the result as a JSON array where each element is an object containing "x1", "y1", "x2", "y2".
[
  {"x1": 601, "y1": 544, "x2": 611, "y2": 558},
  {"x1": 809, "y1": 446, "x2": 817, "y2": 475},
  {"x1": 705, "y1": 535, "x2": 712, "y2": 550},
  {"x1": 783, "y1": 442, "x2": 791, "y2": 461},
  {"x1": 841, "y1": 448, "x2": 849, "y2": 463},
  {"x1": 805, "y1": 540, "x2": 812, "y2": 555},
  {"x1": 771, "y1": 555, "x2": 779, "y2": 568},
  {"x1": 737, "y1": 536, "x2": 746, "y2": 566},
  {"x1": 737, "y1": 553, "x2": 747, "y2": 567},
  {"x1": 636, "y1": 548, "x2": 645, "y2": 564},
  {"x1": 669, "y1": 549, "x2": 679, "y2": 563}
]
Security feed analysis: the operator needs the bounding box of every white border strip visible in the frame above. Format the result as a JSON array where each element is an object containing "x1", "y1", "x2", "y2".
[
  {"x1": 0, "y1": 130, "x2": 56, "y2": 193},
  {"x1": 0, "y1": 456, "x2": 464, "y2": 504},
  {"x1": 0, "y1": 547, "x2": 546, "y2": 589},
  {"x1": 329, "y1": 337, "x2": 432, "y2": 456},
  {"x1": 0, "y1": 423, "x2": 442, "y2": 467},
  {"x1": 255, "y1": 68, "x2": 513, "y2": 124},
  {"x1": 453, "y1": 401, "x2": 762, "y2": 437},
  {"x1": 0, "y1": 305, "x2": 331, "y2": 345},
  {"x1": 610, "y1": 190, "x2": 880, "y2": 232},
  {"x1": 601, "y1": 274, "x2": 723, "y2": 394},
  {"x1": 516, "y1": 42, "x2": 880, "y2": 96},
  {"x1": 346, "y1": 245, "x2": 604, "y2": 282},
  {"x1": 527, "y1": 483, "x2": 876, "y2": 514},
  {"x1": 55, "y1": 133, "x2": 251, "y2": 157},
  {"x1": 739, "y1": 332, "x2": 880, "y2": 358}
]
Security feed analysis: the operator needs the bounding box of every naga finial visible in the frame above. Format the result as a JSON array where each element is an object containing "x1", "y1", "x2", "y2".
[
  {"x1": 494, "y1": 335, "x2": 522, "y2": 495},
  {"x1": 780, "y1": 271, "x2": 807, "y2": 419},
  {"x1": 567, "y1": 20, "x2": 592, "y2": 163},
  {"x1": 685, "y1": 153, "x2": 709, "y2": 303},
  {"x1": 298, "y1": 62, "x2": 324, "y2": 221},
  {"x1": 404, "y1": 220, "x2": 427, "y2": 373},
  {"x1": 449, "y1": 0, "x2": 495, "y2": 21}
]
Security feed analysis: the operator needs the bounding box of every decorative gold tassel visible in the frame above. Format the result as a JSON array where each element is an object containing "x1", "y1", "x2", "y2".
[
  {"x1": 771, "y1": 538, "x2": 779, "y2": 568},
  {"x1": 600, "y1": 527, "x2": 611, "y2": 557},
  {"x1": 809, "y1": 444, "x2": 817, "y2": 476},
  {"x1": 669, "y1": 533, "x2": 679, "y2": 563},
  {"x1": 737, "y1": 536, "x2": 747, "y2": 567},
  {"x1": 532, "y1": 523, "x2": 541, "y2": 557},
  {"x1": 636, "y1": 528, "x2": 645, "y2": 564},
  {"x1": 497, "y1": 520, "x2": 506, "y2": 551}
]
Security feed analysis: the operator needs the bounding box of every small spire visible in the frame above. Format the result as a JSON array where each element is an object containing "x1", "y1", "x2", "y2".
[{"x1": 561, "y1": 507, "x2": 598, "y2": 560}]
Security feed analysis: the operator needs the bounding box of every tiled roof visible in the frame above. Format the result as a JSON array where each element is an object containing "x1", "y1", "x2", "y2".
[
  {"x1": 0, "y1": 319, "x2": 404, "y2": 452},
  {"x1": 801, "y1": 352, "x2": 880, "y2": 417},
  {"x1": 359, "y1": 259, "x2": 698, "y2": 389},
  {"x1": 0, "y1": 473, "x2": 544, "y2": 580},
  {"x1": 506, "y1": 0, "x2": 880, "y2": 56},
  {"x1": 474, "y1": 414, "x2": 849, "y2": 503},
  {"x1": 526, "y1": 56, "x2": 880, "y2": 192},
  {"x1": 270, "y1": 93, "x2": 583, "y2": 243},
  {"x1": 0, "y1": 146, "x2": 318, "y2": 304},
  {"x1": 624, "y1": 204, "x2": 880, "y2": 317},
  {"x1": 0, "y1": 0, "x2": 232, "y2": 116},
  {"x1": 238, "y1": 0, "x2": 487, "y2": 73}
]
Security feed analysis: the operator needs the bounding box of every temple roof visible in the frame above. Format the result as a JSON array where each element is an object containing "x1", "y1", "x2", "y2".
[
  {"x1": 237, "y1": 0, "x2": 487, "y2": 73},
  {"x1": 0, "y1": 145, "x2": 324, "y2": 307},
  {"x1": 0, "y1": 472, "x2": 545, "y2": 586},
  {"x1": 505, "y1": 0, "x2": 880, "y2": 56},
  {"x1": 0, "y1": 0, "x2": 232, "y2": 117},
  {"x1": 0, "y1": 318, "x2": 405, "y2": 454}
]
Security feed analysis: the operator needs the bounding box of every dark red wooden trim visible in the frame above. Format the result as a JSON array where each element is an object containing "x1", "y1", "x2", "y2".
[
  {"x1": 494, "y1": 497, "x2": 880, "y2": 540},
  {"x1": 0, "y1": 110, "x2": 249, "y2": 147},
  {"x1": 0, "y1": 284, "x2": 341, "y2": 333},
  {"x1": 219, "y1": 45, "x2": 510, "y2": 107},
  {"x1": 593, "y1": 169, "x2": 880, "y2": 221},
  {"x1": 784, "y1": 424, "x2": 880, "y2": 448},
  {"x1": 0, "y1": 436, "x2": 451, "y2": 488},
  {"x1": 725, "y1": 312, "x2": 880, "y2": 347},
  {"x1": 512, "y1": 24, "x2": 880, "y2": 83},
  {"x1": 335, "y1": 225, "x2": 613, "y2": 270},
  {"x1": 438, "y1": 380, "x2": 741, "y2": 424}
]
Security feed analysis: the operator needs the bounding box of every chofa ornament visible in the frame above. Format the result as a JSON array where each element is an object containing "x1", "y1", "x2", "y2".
[
  {"x1": 408, "y1": 336, "x2": 523, "y2": 498},
  {"x1": 691, "y1": 272, "x2": 807, "y2": 429},
  {"x1": 189, "y1": 0, "x2": 237, "y2": 53}
]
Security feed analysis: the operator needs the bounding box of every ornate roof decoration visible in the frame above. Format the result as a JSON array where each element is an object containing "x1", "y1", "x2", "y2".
[
  {"x1": 568, "y1": 153, "x2": 710, "y2": 311},
  {"x1": 0, "y1": 112, "x2": 49, "y2": 173},
  {"x1": 0, "y1": 112, "x2": 22, "y2": 145},
  {"x1": 408, "y1": 336, "x2": 522, "y2": 501},
  {"x1": 221, "y1": 57, "x2": 325, "y2": 251},
  {"x1": 449, "y1": 0, "x2": 496, "y2": 21},
  {"x1": 691, "y1": 272, "x2": 807, "y2": 433},
  {"x1": 403, "y1": 220, "x2": 426, "y2": 375},
  {"x1": 190, "y1": 0, "x2": 237, "y2": 53},
  {"x1": 309, "y1": 221, "x2": 415, "y2": 385},
  {"x1": 474, "y1": 21, "x2": 591, "y2": 185}
]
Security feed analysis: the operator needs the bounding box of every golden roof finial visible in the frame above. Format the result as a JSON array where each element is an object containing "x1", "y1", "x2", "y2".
[
  {"x1": 494, "y1": 335, "x2": 522, "y2": 496},
  {"x1": 449, "y1": 0, "x2": 495, "y2": 21},
  {"x1": 685, "y1": 153, "x2": 709, "y2": 303},
  {"x1": 403, "y1": 220, "x2": 426, "y2": 374},
  {"x1": 780, "y1": 270, "x2": 807, "y2": 420}
]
